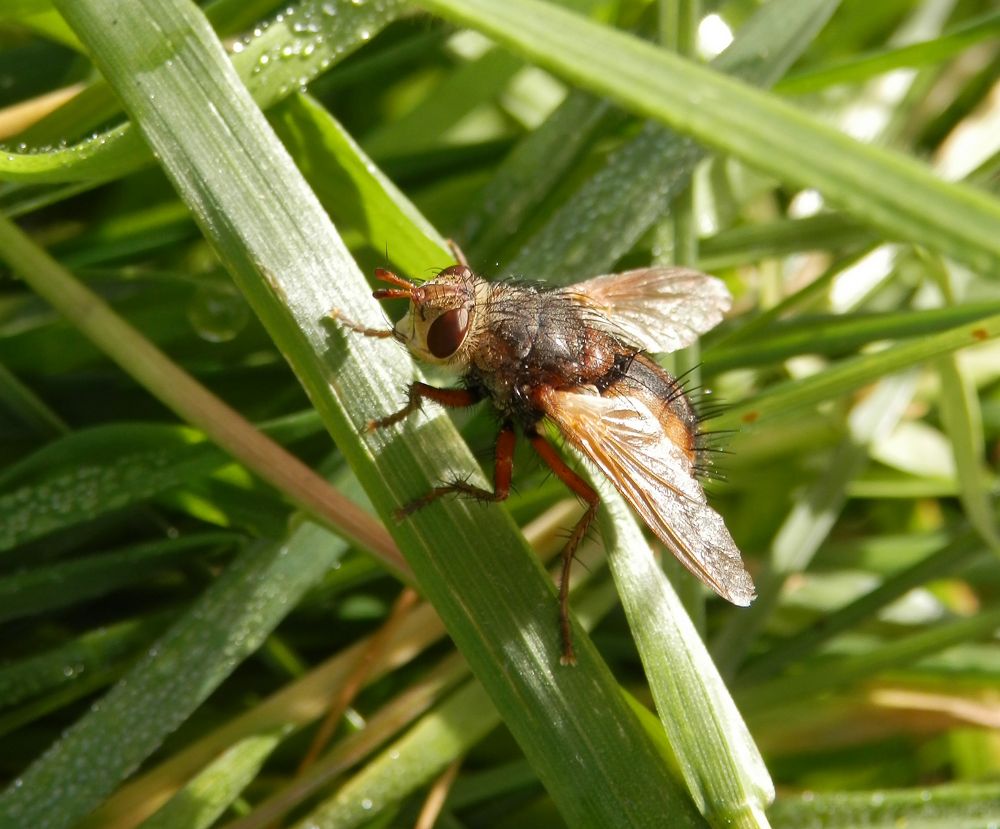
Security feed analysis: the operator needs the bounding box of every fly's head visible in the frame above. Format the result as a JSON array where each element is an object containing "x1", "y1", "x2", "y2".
[{"x1": 373, "y1": 264, "x2": 484, "y2": 371}]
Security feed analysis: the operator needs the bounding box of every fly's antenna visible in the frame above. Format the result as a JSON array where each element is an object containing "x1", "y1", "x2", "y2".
[{"x1": 372, "y1": 268, "x2": 416, "y2": 301}]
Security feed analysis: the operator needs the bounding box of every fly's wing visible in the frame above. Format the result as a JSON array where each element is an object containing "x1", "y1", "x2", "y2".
[
  {"x1": 539, "y1": 386, "x2": 755, "y2": 606},
  {"x1": 568, "y1": 267, "x2": 731, "y2": 354}
]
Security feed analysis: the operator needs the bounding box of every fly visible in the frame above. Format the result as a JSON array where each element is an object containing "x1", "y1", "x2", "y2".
[{"x1": 331, "y1": 243, "x2": 755, "y2": 664}]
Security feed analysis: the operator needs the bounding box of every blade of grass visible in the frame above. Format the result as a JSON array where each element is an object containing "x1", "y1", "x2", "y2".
[
  {"x1": 737, "y1": 531, "x2": 987, "y2": 684},
  {"x1": 0, "y1": 216, "x2": 402, "y2": 572},
  {"x1": 137, "y1": 728, "x2": 290, "y2": 829},
  {"x1": 769, "y1": 781, "x2": 1000, "y2": 829},
  {"x1": 593, "y1": 471, "x2": 773, "y2": 829},
  {"x1": 656, "y1": 0, "x2": 704, "y2": 614},
  {"x1": 363, "y1": 47, "x2": 524, "y2": 159},
  {"x1": 0, "y1": 424, "x2": 232, "y2": 553},
  {"x1": 937, "y1": 354, "x2": 1000, "y2": 553},
  {"x1": 502, "y1": 0, "x2": 841, "y2": 282},
  {"x1": 0, "y1": 532, "x2": 238, "y2": 622},
  {"x1": 267, "y1": 92, "x2": 446, "y2": 274},
  {"x1": 0, "y1": 0, "x2": 80, "y2": 49},
  {"x1": 703, "y1": 303, "x2": 1000, "y2": 373},
  {"x1": 777, "y1": 10, "x2": 1000, "y2": 95},
  {"x1": 417, "y1": 0, "x2": 1000, "y2": 276},
  {"x1": 0, "y1": 613, "x2": 173, "y2": 709},
  {"x1": 712, "y1": 372, "x2": 919, "y2": 676},
  {"x1": 738, "y1": 605, "x2": 1000, "y2": 717},
  {"x1": 0, "y1": 0, "x2": 406, "y2": 184},
  {"x1": 0, "y1": 360, "x2": 68, "y2": 437},
  {"x1": 42, "y1": 1, "x2": 697, "y2": 826},
  {"x1": 0, "y1": 532, "x2": 349, "y2": 829},
  {"x1": 697, "y1": 213, "x2": 876, "y2": 271},
  {"x1": 460, "y1": 89, "x2": 619, "y2": 264},
  {"x1": 708, "y1": 314, "x2": 1000, "y2": 431}
]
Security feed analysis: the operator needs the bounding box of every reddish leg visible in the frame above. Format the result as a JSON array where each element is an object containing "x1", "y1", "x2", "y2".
[
  {"x1": 398, "y1": 423, "x2": 516, "y2": 518},
  {"x1": 527, "y1": 430, "x2": 600, "y2": 666},
  {"x1": 369, "y1": 383, "x2": 482, "y2": 431}
]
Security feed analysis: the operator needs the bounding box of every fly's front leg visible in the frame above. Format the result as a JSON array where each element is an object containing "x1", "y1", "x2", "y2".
[
  {"x1": 527, "y1": 429, "x2": 600, "y2": 666},
  {"x1": 397, "y1": 422, "x2": 516, "y2": 518},
  {"x1": 328, "y1": 307, "x2": 396, "y2": 340},
  {"x1": 369, "y1": 383, "x2": 482, "y2": 432}
]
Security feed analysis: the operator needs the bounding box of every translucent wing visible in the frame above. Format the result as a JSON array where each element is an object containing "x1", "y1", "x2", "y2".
[
  {"x1": 567, "y1": 266, "x2": 731, "y2": 354},
  {"x1": 539, "y1": 385, "x2": 755, "y2": 605}
]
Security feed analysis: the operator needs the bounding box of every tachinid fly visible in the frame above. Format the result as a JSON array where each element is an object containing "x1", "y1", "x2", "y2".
[{"x1": 332, "y1": 243, "x2": 754, "y2": 664}]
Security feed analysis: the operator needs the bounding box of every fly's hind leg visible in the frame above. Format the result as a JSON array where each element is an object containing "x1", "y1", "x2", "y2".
[
  {"x1": 526, "y1": 429, "x2": 600, "y2": 666},
  {"x1": 398, "y1": 422, "x2": 516, "y2": 518}
]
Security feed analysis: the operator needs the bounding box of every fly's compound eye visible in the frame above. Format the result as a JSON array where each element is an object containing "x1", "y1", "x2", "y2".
[{"x1": 427, "y1": 306, "x2": 470, "y2": 359}]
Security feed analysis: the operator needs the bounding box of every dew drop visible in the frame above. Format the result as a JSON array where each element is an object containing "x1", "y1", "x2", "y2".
[{"x1": 187, "y1": 280, "x2": 250, "y2": 343}]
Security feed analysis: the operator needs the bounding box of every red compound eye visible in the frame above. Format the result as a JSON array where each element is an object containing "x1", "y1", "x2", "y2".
[{"x1": 427, "y1": 306, "x2": 470, "y2": 358}]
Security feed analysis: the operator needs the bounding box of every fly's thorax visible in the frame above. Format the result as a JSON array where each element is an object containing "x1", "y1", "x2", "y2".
[{"x1": 393, "y1": 265, "x2": 488, "y2": 371}]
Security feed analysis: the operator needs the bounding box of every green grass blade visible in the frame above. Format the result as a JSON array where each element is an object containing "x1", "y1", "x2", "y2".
[
  {"x1": 777, "y1": 10, "x2": 1000, "y2": 94},
  {"x1": 0, "y1": 424, "x2": 226, "y2": 553},
  {"x1": 363, "y1": 47, "x2": 524, "y2": 159},
  {"x1": 936, "y1": 354, "x2": 1000, "y2": 553},
  {"x1": 267, "y1": 92, "x2": 448, "y2": 272},
  {"x1": 770, "y1": 781, "x2": 1000, "y2": 829},
  {"x1": 0, "y1": 0, "x2": 80, "y2": 48},
  {"x1": 503, "y1": 0, "x2": 841, "y2": 282},
  {"x1": 738, "y1": 605, "x2": 1000, "y2": 716},
  {"x1": 0, "y1": 534, "x2": 348, "y2": 829},
  {"x1": 698, "y1": 213, "x2": 874, "y2": 271},
  {"x1": 461, "y1": 89, "x2": 618, "y2": 264},
  {"x1": 737, "y1": 531, "x2": 986, "y2": 684},
  {"x1": 232, "y1": 0, "x2": 405, "y2": 109},
  {"x1": 710, "y1": 314, "x2": 1000, "y2": 431},
  {"x1": 0, "y1": 360, "x2": 67, "y2": 437},
  {"x1": 0, "y1": 533, "x2": 236, "y2": 622},
  {"x1": 703, "y1": 303, "x2": 1000, "y2": 373},
  {"x1": 138, "y1": 729, "x2": 289, "y2": 829},
  {"x1": 416, "y1": 0, "x2": 1000, "y2": 275},
  {"x1": 0, "y1": 614, "x2": 172, "y2": 709},
  {"x1": 0, "y1": 0, "x2": 405, "y2": 184},
  {"x1": 37, "y1": 0, "x2": 699, "y2": 825},
  {"x1": 595, "y1": 473, "x2": 773, "y2": 828},
  {"x1": 712, "y1": 373, "x2": 919, "y2": 675}
]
